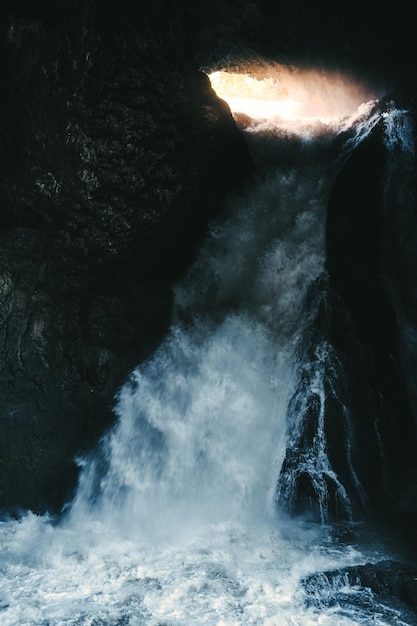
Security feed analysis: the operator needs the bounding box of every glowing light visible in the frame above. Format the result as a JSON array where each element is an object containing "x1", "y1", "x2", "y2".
[
  {"x1": 209, "y1": 71, "x2": 302, "y2": 120},
  {"x1": 209, "y1": 67, "x2": 379, "y2": 125},
  {"x1": 219, "y1": 95, "x2": 302, "y2": 120}
]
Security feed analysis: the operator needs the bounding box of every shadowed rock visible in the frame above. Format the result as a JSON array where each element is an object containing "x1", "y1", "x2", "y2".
[{"x1": 0, "y1": 1, "x2": 251, "y2": 513}]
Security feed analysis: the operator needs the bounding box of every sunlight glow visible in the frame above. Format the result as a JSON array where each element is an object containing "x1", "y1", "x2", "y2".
[
  {"x1": 209, "y1": 67, "x2": 379, "y2": 124},
  {"x1": 209, "y1": 71, "x2": 301, "y2": 120}
]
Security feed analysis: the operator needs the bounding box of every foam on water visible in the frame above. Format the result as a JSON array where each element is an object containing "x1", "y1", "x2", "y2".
[{"x1": 1, "y1": 513, "x2": 406, "y2": 626}]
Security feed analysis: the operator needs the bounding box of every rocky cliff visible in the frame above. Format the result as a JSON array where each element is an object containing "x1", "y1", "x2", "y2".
[{"x1": 0, "y1": 0, "x2": 251, "y2": 512}]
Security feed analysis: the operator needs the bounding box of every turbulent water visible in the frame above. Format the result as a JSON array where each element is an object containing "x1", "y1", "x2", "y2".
[{"x1": 0, "y1": 92, "x2": 415, "y2": 625}]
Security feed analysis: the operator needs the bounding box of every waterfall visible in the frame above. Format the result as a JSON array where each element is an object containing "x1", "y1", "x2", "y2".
[{"x1": 68, "y1": 98, "x2": 383, "y2": 540}]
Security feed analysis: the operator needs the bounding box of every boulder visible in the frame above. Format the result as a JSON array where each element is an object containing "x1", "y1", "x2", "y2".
[{"x1": 303, "y1": 559, "x2": 417, "y2": 619}]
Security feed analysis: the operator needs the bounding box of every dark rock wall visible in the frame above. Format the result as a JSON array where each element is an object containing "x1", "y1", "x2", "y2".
[
  {"x1": 325, "y1": 106, "x2": 417, "y2": 522},
  {"x1": 0, "y1": 0, "x2": 251, "y2": 513},
  {"x1": 275, "y1": 103, "x2": 417, "y2": 526}
]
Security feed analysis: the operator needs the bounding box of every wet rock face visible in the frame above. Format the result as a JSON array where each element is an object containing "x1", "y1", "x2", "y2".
[
  {"x1": 276, "y1": 104, "x2": 417, "y2": 526},
  {"x1": 0, "y1": 2, "x2": 251, "y2": 513},
  {"x1": 303, "y1": 559, "x2": 417, "y2": 621},
  {"x1": 324, "y1": 109, "x2": 417, "y2": 521}
]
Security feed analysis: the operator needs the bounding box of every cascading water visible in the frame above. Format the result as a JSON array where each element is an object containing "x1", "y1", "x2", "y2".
[{"x1": 0, "y1": 68, "x2": 415, "y2": 626}]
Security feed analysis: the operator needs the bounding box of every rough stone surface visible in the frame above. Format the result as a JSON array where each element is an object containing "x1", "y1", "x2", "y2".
[
  {"x1": 0, "y1": 1, "x2": 251, "y2": 513},
  {"x1": 275, "y1": 97, "x2": 417, "y2": 528},
  {"x1": 325, "y1": 103, "x2": 417, "y2": 521}
]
